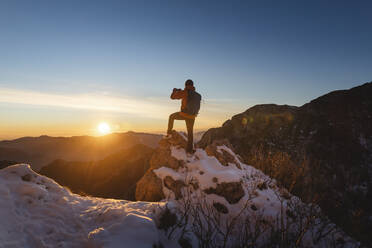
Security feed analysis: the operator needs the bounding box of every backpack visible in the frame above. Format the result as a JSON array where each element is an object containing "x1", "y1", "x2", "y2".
[{"x1": 184, "y1": 90, "x2": 201, "y2": 115}]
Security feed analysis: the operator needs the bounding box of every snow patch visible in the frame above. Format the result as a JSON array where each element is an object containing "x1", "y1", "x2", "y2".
[{"x1": 0, "y1": 164, "x2": 166, "y2": 248}]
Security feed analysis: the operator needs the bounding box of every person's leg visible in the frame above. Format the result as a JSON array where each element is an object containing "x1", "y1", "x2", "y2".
[
  {"x1": 167, "y1": 112, "x2": 184, "y2": 134},
  {"x1": 185, "y1": 118, "x2": 195, "y2": 153}
]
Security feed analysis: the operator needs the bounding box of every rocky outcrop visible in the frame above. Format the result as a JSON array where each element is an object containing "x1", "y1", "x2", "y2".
[
  {"x1": 198, "y1": 81, "x2": 372, "y2": 245},
  {"x1": 150, "y1": 134, "x2": 186, "y2": 171},
  {"x1": 136, "y1": 131, "x2": 187, "y2": 201},
  {"x1": 135, "y1": 131, "x2": 246, "y2": 206},
  {"x1": 135, "y1": 171, "x2": 165, "y2": 201}
]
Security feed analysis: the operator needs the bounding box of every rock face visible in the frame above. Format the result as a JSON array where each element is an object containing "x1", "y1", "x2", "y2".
[
  {"x1": 136, "y1": 131, "x2": 187, "y2": 201},
  {"x1": 135, "y1": 170, "x2": 165, "y2": 202},
  {"x1": 149, "y1": 134, "x2": 186, "y2": 171},
  {"x1": 198, "y1": 82, "x2": 372, "y2": 245}
]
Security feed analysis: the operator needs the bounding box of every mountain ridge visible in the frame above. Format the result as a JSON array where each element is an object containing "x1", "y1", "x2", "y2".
[{"x1": 0, "y1": 131, "x2": 162, "y2": 171}]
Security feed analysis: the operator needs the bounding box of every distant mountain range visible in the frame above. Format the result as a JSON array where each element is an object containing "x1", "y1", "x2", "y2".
[
  {"x1": 40, "y1": 144, "x2": 154, "y2": 200},
  {"x1": 198, "y1": 81, "x2": 372, "y2": 245},
  {"x1": 0, "y1": 131, "x2": 162, "y2": 171}
]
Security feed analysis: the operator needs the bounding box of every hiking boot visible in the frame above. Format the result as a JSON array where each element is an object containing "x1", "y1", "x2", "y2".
[{"x1": 165, "y1": 130, "x2": 173, "y2": 139}]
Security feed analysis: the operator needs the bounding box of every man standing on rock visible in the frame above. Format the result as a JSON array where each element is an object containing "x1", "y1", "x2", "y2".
[{"x1": 167, "y1": 79, "x2": 201, "y2": 154}]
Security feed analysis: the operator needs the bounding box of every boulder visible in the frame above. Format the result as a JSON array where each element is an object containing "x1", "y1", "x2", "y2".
[
  {"x1": 135, "y1": 131, "x2": 188, "y2": 201},
  {"x1": 135, "y1": 171, "x2": 164, "y2": 201}
]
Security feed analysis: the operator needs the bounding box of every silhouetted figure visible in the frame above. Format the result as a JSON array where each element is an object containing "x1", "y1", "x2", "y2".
[{"x1": 167, "y1": 79, "x2": 201, "y2": 154}]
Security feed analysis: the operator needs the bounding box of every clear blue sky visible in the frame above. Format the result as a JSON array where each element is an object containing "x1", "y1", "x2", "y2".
[{"x1": 0, "y1": 0, "x2": 371, "y2": 139}]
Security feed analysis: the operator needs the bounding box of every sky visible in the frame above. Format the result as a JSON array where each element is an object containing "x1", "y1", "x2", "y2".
[{"x1": 1, "y1": 0, "x2": 372, "y2": 139}]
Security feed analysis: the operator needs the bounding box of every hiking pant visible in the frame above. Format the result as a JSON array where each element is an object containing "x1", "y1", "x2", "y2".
[{"x1": 167, "y1": 112, "x2": 195, "y2": 152}]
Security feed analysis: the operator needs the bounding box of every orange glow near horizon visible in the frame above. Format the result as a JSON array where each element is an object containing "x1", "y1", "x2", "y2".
[{"x1": 0, "y1": 87, "x2": 246, "y2": 140}]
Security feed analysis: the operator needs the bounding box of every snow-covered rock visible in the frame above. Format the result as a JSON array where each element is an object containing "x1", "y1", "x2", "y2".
[
  {"x1": 136, "y1": 131, "x2": 359, "y2": 247},
  {"x1": 0, "y1": 164, "x2": 167, "y2": 248}
]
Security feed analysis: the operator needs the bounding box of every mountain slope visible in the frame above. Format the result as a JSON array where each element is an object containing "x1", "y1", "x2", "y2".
[
  {"x1": 39, "y1": 144, "x2": 154, "y2": 200},
  {"x1": 198, "y1": 82, "x2": 372, "y2": 245},
  {"x1": 0, "y1": 131, "x2": 162, "y2": 171}
]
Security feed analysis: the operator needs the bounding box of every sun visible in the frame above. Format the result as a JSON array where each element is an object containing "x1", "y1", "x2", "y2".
[{"x1": 97, "y1": 122, "x2": 111, "y2": 135}]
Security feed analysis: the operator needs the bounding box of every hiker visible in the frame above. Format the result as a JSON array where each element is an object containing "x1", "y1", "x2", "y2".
[{"x1": 167, "y1": 79, "x2": 201, "y2": 154}]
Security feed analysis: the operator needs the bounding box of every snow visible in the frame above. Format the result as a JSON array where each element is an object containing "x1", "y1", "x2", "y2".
[
  {"x1": 0, "y1": 164, "x2": 166, "y2": 248},
  {"x1": 158, "y1": 146, "x2": 286, "y2": 216},
  {"x1": 168, "y1": 147, "x2": 248, "y2": 189}
]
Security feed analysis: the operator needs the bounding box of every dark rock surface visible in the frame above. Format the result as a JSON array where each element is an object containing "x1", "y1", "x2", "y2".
[
  {"x1": 213, "y1": 202, "x2": 229, "y2": 214},
  {"x1": 204, "y1": 182, "x2": 245, "y2": 204}
]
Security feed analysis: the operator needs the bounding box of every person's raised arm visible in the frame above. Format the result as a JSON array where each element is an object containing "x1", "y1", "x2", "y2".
[{"x1": 170, "y1": 88, "x2": 184, "y2": 99}]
